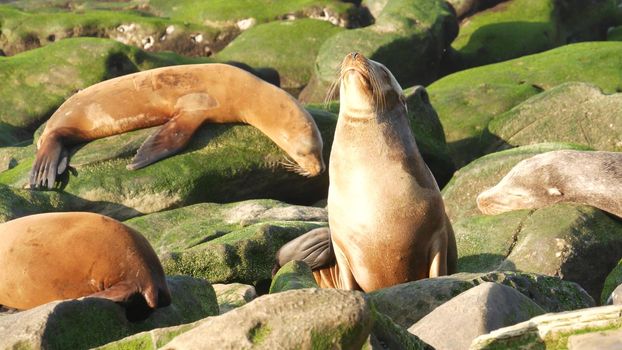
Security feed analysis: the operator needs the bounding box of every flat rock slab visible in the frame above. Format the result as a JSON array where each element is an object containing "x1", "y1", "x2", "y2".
[
  {"x1": 470, "y1": 305, "x2": 622, "y2": 350},
  {"x1": 568, "y1": 328, "x2": 622, "y2": 350},
  {"x1": 160, "y1": 289, "x2": 372, "y2": 349},
  {"x1": 408, "y1": 282, "x2": 545, "y2": 350},
  {"x1": 0, "y1": 275, "x2": 219, "y2": 350}
]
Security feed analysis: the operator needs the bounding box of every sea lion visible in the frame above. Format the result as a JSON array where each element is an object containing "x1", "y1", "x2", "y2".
[
  {"x1": 477, "y1": 150, "x2": 622, "y2": 218},
  {"x1": 30, "y1": 63, "x2": 324, "y2": 189},
  {"x1": 0, "y1": 212, "x2": 171, "y2": 318},
  {"x1": 275, "y1": 53, "x2": 457, "y2": 291}
]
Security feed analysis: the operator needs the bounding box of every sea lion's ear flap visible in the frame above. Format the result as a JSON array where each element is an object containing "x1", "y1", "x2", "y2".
[
  {"x1": 127, "y1": 112, "x2": 204, "y2": 170},
  {"x1": 547, "y1": 187, "x2": 563, "y2": 196}
]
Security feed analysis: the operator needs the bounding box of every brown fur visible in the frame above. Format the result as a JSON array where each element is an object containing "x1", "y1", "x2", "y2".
[
  {"x1": 477, "y1": 150, "x2": 622, "y2": 218},
  {"x1": 31, "y1": 63, "x2": 324, "y2": 188},
  {"x1": 316, "y1": 53, "x2": 457, "y2": 291},
  {"x1": 0, "y1": 212, "x2": 170, "y2": 311}
]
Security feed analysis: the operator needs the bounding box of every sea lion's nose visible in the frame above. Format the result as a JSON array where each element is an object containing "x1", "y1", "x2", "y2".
[{"x1": 350, "y1": 52, "x2": 359, "y2": 59}]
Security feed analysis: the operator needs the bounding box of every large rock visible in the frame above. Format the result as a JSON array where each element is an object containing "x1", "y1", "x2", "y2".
[
  {"x1": 0, "y1": 110, "x2": 336, "y2": 219},
  {"x1": 212, "y1": 283, "x2": 257, "y2": 314},
  {"x1": 0, "y1": 5, "x2": 224, "y2": 56},
  {"x1": 470, "y1": 305, "x2": 622, "y2": 350},
  {"x1": 369, "y1": 271, "x2": 593, "y2": 329},
  {"x1": 408, "y1": 282, "x2": 545, "y2": 350},
  {"x1": 215, "y1": 19, "x2": 343, "y2": 93},
  {"x1": 485, "y1": 82, "x2": 622, "y2": 153},
  {"x1": 160, "y1": 289, "x2": 372, "y2": 349},
  {"x1": 602, "y1": 259, "x2": 622, "y2": 305},
  {"x1": 0, "y1": 275, "x2": 219, "y2": 350},
  {"x1": 428, "y1": 41, "x2": 622, "y2": 166},
  {"x1": 124, "y1": 199, "x2": 328, "y2": 286},
  {"x1": 299, "y1": 0, "x2": 458, "y2": 103},
  {"x1": 442, "y1": 143, "x2": 622, "y2": 301},
  {"x1": 449, "y1": 0, "x2": 622, "y2": 69},
  {"x1": 96, "y1": 320, "x2": 210, "y2": 350}
]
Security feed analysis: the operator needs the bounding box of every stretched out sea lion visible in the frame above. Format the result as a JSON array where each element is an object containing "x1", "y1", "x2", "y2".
[
  {"x1": 275, "y1": 53, "x2": 457, "y2": 291},
  {"x1": 30, "y1": 63, "x2": 324, "y2": 189},
  {"x1": 0, "y1": 212, "x2": 171, "y2": 318},
  {"x1": 477, "y1": 150, "x2": 622, "y2": 218}
]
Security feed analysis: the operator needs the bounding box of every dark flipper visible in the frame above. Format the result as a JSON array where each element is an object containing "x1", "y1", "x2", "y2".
[
  {"x1": 127, "y1": 112, "x2": 205, "y2": 170},
  {"x1": 88, "y1": 281, "x2": 167, "y2": 322},
  {"x1": 30, "y1": 135, "x2": 64, "y2": 189},
  {"x1": 273, "y1": 227, "x2": 334, "y2": 276}
]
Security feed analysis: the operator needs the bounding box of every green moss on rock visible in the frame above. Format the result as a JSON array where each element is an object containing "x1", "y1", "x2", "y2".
[
  {"x1": 601, "y1": 260, "x2": 622, "y2": 304},
  {"x1": 609, "y1": 26, "x2": 622, "y2": 40},
  {"x1": 429, "y1": 42, "x2": 622, "y2": 166},
  {"x1": 215, "y1": 19, "x2": 343, "y2": 93},
  {"x1": 299, "y1": 0, "x2": 458, "y2": 103},
  {"x1": 269, "y1": 260, "x2": 319, "y2": 293},
  {"x1": 0, "y1": 5, "x2": 222, "y2": 56}
]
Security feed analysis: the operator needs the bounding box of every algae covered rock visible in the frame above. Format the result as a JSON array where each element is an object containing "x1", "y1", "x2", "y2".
[
  {"x1": 486, "y1": 82, "x2": 622, "y2": 153},
  {"x1": 408, "y1": 282, "x2": 545, "y2": 350},
  {"x1": 269, "y1": 260, "x2": 319, "y2": 293},
  {"x1": 0, "y1": 109, "x2": 336, "y2": 219},
  {"x1": 96, "y1": 320, "x2": 209, "y2": 350},
  {"x1": 0, "y1": 275, "x2": 219, "y2": 350},
  {"x1": 212, "y1": 283, "x2": 257, "y2": 314},
  {"x1": 0, "y1": 5, "x2": 223, "y2": 56},
  {"x1": 124, "y1": 200, "x2": 327, "y2": 285},
  {"x1": 442, "y1": 144, "x2": 622, "y2": 301},
  {"x1": 449, "y1": 0, "x2": 622, "y2": 69},
  {"x1": 609, "y1": 25, "x2": 622, "y2": 40},
  {"x1": 429, "y1": 42, "x2": 622, "y2": 166},
  {"x1": 470, "y1": 305, "x2": 622, "y2": 350},
  {"x1": 602, "y1": 260, "x2": 622, "y2": 305},
  {"x1": 215, "y1": 19, "x2": 343, "y2": 93},
  {"x1": 369, "y1": 270, "x2": 593, "y2": 329},
  {"x1": 299, "y1": 0, "x2": 458, "y2": 102},
  {"x1": 160, "y1": 289, "x2": 372, "y2": 349}
]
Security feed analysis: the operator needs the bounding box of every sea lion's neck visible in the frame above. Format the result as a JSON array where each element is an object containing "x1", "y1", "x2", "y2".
[{"x1": 565, "y1": 175, "x2": 622, "y2": 218}]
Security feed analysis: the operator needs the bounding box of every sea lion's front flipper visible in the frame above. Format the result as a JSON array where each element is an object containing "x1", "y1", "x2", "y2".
[
  {"x1": 30, "y1": 134, "x2": 63, "y2": 189},
  {"x1": 273, "y1": 227, "x2": 334, "y2": 275},
  {"x1": 127, "y1": 112, "x2": 205, "y2": 170}
]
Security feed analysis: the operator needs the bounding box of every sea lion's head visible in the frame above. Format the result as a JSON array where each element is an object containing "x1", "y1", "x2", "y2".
[
  {"x1": 477, "y1": 153, "x2": 565, "y2": 215},
  {"x1": 333, "y1": 52, "x2": 407, "y2": 117}
]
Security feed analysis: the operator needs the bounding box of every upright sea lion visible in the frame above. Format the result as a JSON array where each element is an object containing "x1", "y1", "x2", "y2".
[
  {"x1": 275, "y1": 53, "x2": 457, "y2": 291},
  {"x1": 30, "y1": 63, "x2": 324, "y2": 189},
  {"x1": 477, "y1": 150, "x2": 622, "y2": 218},
  {"x1": 0, "y1": 212, "x2": 171, "y2": 318}
]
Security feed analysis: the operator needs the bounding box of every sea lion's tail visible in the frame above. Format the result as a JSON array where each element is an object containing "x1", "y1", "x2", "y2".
[{"x1": 30, "y1": 134, "x2": 68, "y2": 190}]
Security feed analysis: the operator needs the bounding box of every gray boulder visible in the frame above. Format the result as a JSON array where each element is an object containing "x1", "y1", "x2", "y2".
[{"x1": 408, "y1": 282, "x2": 545, "y2": 350}]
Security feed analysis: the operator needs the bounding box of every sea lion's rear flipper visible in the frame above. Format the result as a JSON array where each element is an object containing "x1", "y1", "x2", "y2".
[
  {"x1": 30, "y1": 135, "x2": 64, "y2": 189},
  {"x1": 88, "y1": 280, "x2": 162, "y2": 309},
  {"x1": 273, "y1": 227, "x2": 334, "y2": 275},
  {"x1": 127, "y1": 112, "x2": 205, "y2": 170}
]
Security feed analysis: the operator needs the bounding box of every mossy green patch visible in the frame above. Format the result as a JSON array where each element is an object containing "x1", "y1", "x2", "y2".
[
  {"x1": 451, "y1": 0, "x2": 557, "y2": 68},
  {"x1": 428, "y1": 42, "x2": 622, "y2": 166},
  {"x1": 369, "y1": 305, "x2": 432, "y2": 350},
  {"x1": 249, "y1": 323, "x2": 271, "y2": 345},
  {"x1": 0, "y1": 5, "x2": 221, "y2": 56},
  {"x1": 215, "y1": 19, "x2": 343, "y2": 92},
  {"x1": 146, "y1": 0, "x2": 355, "y2": 26},
  {"x1": 269, "y1": 260, "x2": 319, "y2": 293}
]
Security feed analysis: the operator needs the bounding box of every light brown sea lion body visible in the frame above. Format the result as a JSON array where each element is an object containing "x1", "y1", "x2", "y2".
[
  {"x1": 0, "y1": 212, "x2": 171, "y2": 314},
  {"x1": 31, "y1": 63, "x2": 324, "y2": 188},
  {"x1": 276, "y1": 53, "x2": 457, "y2": 292},
  {"x1": 477, "y1": 150, "x2": 622, "y2": 218}
]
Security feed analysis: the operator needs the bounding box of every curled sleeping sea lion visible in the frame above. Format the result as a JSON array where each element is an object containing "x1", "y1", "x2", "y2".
[
  {"x1": 30, "y1": 63, "x2": 324, "y2": 189},
  {"x1": 477, "y1": 150, "x2": 622, "y2": 218},
  {"x1": 275, "y1": 53, "x2": 457, "y2": 291},
  {"x1": 0, "y1": 212, "x2": 170, "y2": 319}
]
